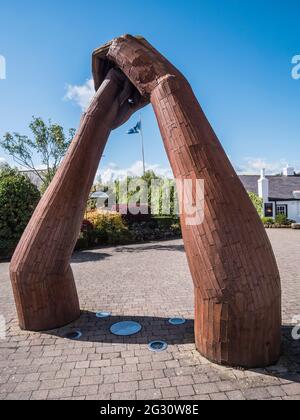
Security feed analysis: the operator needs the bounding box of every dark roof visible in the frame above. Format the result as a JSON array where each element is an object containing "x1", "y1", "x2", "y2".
[{"x1": 239, "y1": 175, "x2": 300, "y2": 200}]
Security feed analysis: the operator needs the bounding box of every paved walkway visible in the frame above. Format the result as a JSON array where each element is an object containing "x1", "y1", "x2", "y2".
[{"x1": 0, "y1": 230, "x2": 300, "y2": 400}]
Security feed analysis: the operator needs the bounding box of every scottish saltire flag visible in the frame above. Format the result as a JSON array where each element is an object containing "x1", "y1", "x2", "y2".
[{"x1": 127, "y1": 121, "x2": 141, "y2": 135}]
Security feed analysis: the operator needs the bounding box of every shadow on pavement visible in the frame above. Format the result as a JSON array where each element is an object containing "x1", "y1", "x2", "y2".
[
  {"x1": 44, "y1": 315, "x2": 300, "y2": 383},
  {"x1": 115, "y1": 243, "x2": 185, "y2": 253},
  {"x1": 71, "y1": 251, "x2": 112, "y2": 263},
  {"x1": 45, "y1": 310, "x2": 194, "y2": 346}
]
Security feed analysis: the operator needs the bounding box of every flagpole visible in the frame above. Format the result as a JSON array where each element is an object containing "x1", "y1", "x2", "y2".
[{"x1": 139, "y1": 114, "x2": 146, "y2": 176}]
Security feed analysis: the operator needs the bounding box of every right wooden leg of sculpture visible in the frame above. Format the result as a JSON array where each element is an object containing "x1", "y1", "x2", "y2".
[{"x1": 151, "y1": 76, "x2": 282, "y2": 367}]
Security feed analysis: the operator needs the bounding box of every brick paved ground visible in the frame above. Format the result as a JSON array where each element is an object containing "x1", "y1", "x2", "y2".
[{"x1": 0, "y1": 229, "x2": 300, "y2": 400}]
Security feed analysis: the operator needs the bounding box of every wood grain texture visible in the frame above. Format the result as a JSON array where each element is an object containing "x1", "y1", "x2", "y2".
[{"x1": 94, "y1": 35, "x2": 282, "y2": 367}]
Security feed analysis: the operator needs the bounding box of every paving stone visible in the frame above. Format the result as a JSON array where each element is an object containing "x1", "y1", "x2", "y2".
[
  {"x1": 243, "y1": 387, "x2": 272, "y2": 400},
  {"x1": 193, "y1": 383, "x2": 219, "y2": 395},
  {"x1": 162, "y1": 387, "x2": 179, "y2": 399},
  {"x1": 48, "y1": 387, "x2": 74, "y2": 399},
  {"x1": 138, "y1": 380, "x2": 155, "y2": 390},
  {"x1": 64, "y1": 377, "x2": 81, "y2": 387},
  {"x1": 80, "y1": 375, "x2": 104, "y2": 386},
  {"x1": 39, "y1": 379, "x2": 65, "y2": 390},
  {"x1": 226, "y1": 390, "x2": 246, "y2": 400},
  {"x1": 170, "y1": 375, "x2": 194, "y2": 387},
  {"x1": 136, "y1": 389, "x2": 162, "y2": 400},
  {"x1": 210, "y1": 392, "x2": 229, "y2": 400},
  {"x1": 281, "y1": 383, "x2": 300, "y2": 396},
  {"x1": 70, "y1": 368, "x2": 86, "y2": 377},
  {"x1": 75, "y1": 361, "x2": 90, "y2": 369},
  {"x1": 73, "y1": 385, "x2": 98, "y2": 397},
  {"x1": 267, "y1": 385, "x2": 286, "y2": 397},
  {"x1": 101, "y1": 366, "x2": 122, "y2": 375},
  {"x1": 15, "y1": 381, "x2": 40, "y2": 392},
  {"x1": 282, "y1": 395, "x2": 300, "y2": 400},
  {"x1": 177, "y1": 385, "x2": 195, "y2": 397},
  {"x1": 103, "y1": 374, "x2": 119, "y2": 384},
  {"x1": 142, "y1": 370, "x2": 165, "y2": 380},
  {"x1": 216, "y1": 380, "x2": 239, "y2": 392},
  {"x1": 111, "y1": 391, "x2": 136, "y2": 400},
  {"x1": 30, "y1": 390, "x2": 49, "y2": 400},
  {"x1": 23, "y1": 373, "x2": 40, "y2": 382},
  {"x1": 115, "y1": 381, "x2": 139, "y2": 393},
  {"x1": 154, "y1": 378, "x2": 171, "y2": 388},
  {"x1": 123, "y1": 364, "x2": 138, "y2": 373},
  {"x1": 119, "y1": 372, "x2": 142, "y2": 382},
  {"x1": 6, "y1": 392, "x2": 32, "y2": 400}
]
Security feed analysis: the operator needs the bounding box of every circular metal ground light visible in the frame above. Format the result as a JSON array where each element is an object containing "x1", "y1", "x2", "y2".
[
  {"x1": 64, "y1": 330, "x2": 82, "y2": 340},
  {"x1": 169, "y1": 318, "x2": 186, "y2": 326},
  {"x1": 96, "y1": 311, "x2": 112, "y2": 319},
  {"x1": 148, "y1": 340, "x2": 168, "y2": 353},
  {"x1": 110, "y1": 321, "x2": 142, "y2": 336}
]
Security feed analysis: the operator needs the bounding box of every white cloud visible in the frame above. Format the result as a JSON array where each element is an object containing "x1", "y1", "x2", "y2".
[
  {"x1": 64, "y1": 78, "x2": 95, "y2": 111},
  {"x1": 235, "y1": 157, "x2": 299, "y2": 175},
  {"x1": 96, "y1": 158, "x2": 300, "y2": 184},
  {"x1": 97, "y1": 161, "x2": 173, "y2": 184}
]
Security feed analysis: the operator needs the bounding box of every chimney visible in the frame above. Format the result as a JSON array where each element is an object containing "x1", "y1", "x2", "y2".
[
  {"x1": 283, "y1": 165, "x2": 294, "y2": 176},
  {"x1": 258, "y1": 168, "x2": 269, "y2": 202}
]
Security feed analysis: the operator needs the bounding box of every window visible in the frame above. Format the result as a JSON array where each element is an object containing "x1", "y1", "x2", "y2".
[
  {"x1": 276, "y1": 205, "x2": 288, "y2": 217},
  {"x1": 264, "y1": 203, "x2": 274, "y2": 218}
]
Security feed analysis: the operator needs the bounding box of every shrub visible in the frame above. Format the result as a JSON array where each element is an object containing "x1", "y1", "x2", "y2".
[
  {"x1": 0, "y1": 168, "x2": 40, "y2": 258},
  {"x1": 128, "y1": 218, "x2": 182, "y2": 243},
  {"x1": 275, "y1": 214, "x2": 288, "y2": 225},
  {"x1": 75, "y1": 212, "x2": 182, "y2": 251},
  {"x1": 75, "y1": 233, "x2": 89, "y2": 251},
  {"x1": 112, "y1": 204, "x2": 152, "y2": 223},
  {"x1": 261, "y1": 217, "x2": 274, "y2": 225},
  {"x1": 170, "y1": 222, "x2": 182, "y2": 235},
  {"x1": 86, "y1": 211, "x2": 131, "y2": 245}
]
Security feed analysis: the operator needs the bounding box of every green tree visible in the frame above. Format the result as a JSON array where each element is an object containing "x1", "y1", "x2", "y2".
[
  {"x1": 1, "y1": 117, "x2": 75, "y2": 191},
  {"x1": 248, "y1": 192, "x2": 263, "y2": 217},
  {"x1": 0, "y1": 167, "x2": 40, "y2": 258}
]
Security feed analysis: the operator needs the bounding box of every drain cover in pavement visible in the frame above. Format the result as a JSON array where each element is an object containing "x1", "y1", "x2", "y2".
[
  {"x1": 64, "y1": 330, "x2": 82, "y2": 340},
  {"x1": 148, "y1": 340, "x2": 168, "y2": 352},
  {"x1": 110, "y1": 321, "x2": 142, "y2": 336},
  {"x1": 96, "y1": 311, "x2": 112, "y2": 319},
  {"x1": 169, "y1": 318, "x2": 186, "y2": 326}
]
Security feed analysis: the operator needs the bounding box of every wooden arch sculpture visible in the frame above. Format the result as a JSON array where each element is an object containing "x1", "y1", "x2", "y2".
[{"x1": 10, "y1": 35, "x2": 281, "y2": 368}]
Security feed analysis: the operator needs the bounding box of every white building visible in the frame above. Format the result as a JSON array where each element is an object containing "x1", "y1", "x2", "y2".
[{"x1": 240, "y1": 166, "x2": 300, "y2": 222}]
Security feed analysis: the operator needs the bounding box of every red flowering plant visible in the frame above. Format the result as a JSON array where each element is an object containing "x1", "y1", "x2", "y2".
[{"x1": 81, "y1": 219, "x2": 94, "y2": 233}]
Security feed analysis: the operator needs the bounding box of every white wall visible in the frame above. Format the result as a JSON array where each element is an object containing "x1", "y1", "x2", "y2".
[
  {"x1": 258, "y1": 169, "x2": 269, "y2": 202},
  {"x1": 277, "y1": 201, "x2": 300, "y2": 222}
]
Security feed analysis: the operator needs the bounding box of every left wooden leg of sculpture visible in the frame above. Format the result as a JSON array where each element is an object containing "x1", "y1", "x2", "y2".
[{"x1": 10, "y1": 69, "x2": 128, "y2": 331}]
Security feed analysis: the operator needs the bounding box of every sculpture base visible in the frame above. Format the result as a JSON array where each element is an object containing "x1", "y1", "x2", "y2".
[
  {"x1": 10, "y1": 265, "x2": 80, "y2": 332},
  {"x1": 194, "y1": 287, "x2": 281, "y2": 368}
]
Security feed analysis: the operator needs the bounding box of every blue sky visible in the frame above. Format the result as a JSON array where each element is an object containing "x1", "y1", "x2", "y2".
[{"x1": 0, "y1": 0, "x2": 299, "y2": 180}]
